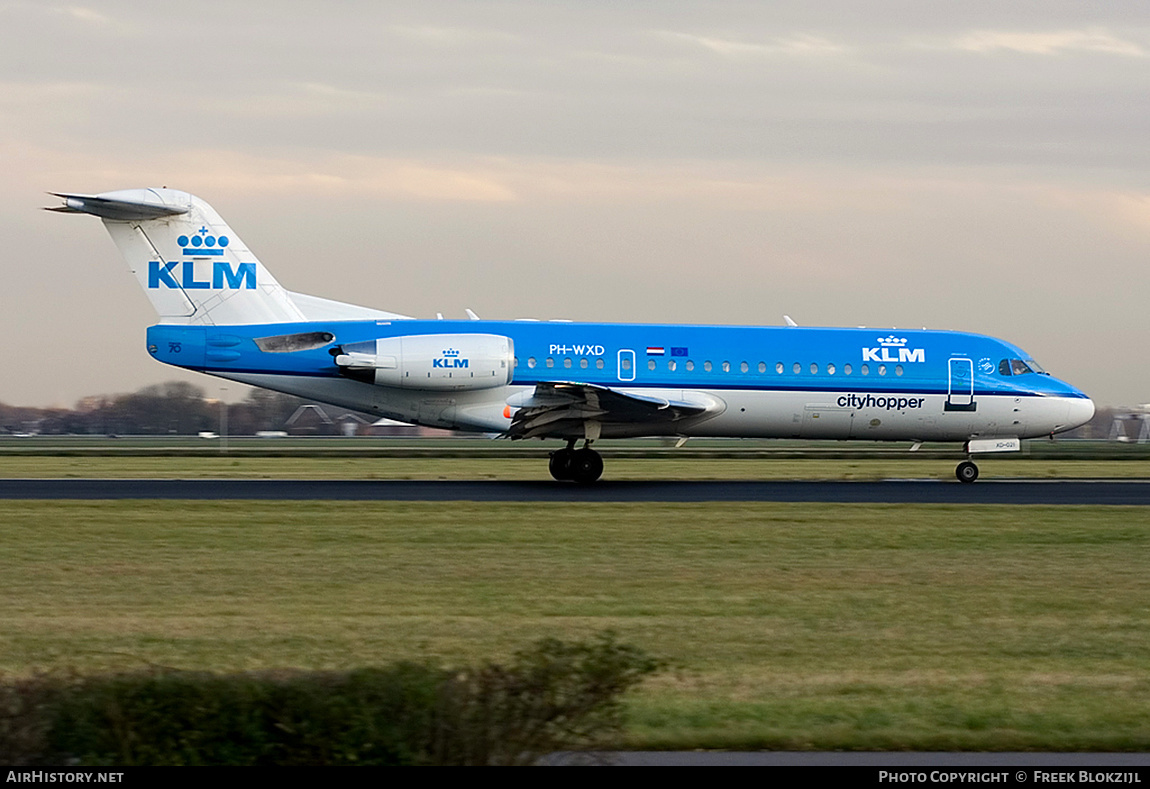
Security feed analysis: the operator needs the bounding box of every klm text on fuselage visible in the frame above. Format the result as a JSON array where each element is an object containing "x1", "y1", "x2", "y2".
[{"x1": 861, "y1": 346, "x2": 925, "y2": 363}]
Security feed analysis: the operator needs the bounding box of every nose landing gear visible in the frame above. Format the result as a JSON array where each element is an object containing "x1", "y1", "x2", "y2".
[
  {"x1": 955, "y1": 460, "x2": 979, "y2": 484},
  {"x1": 549, "y1": 439, "x2": 604, "y2": 484}
]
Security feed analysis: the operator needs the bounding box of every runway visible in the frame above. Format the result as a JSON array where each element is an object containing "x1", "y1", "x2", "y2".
[{"x1": 1, "y1": 479, "x2": 1148, "y2": 504}]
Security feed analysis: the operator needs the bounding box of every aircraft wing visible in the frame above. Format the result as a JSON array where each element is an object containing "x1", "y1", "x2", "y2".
[{"x1": 505, "y1": 381, "x2": 723, "y2": 439}]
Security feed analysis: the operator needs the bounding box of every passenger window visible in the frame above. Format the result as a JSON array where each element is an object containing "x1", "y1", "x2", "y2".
[
  {"x1": 844, "y1": 363, "x2": 852, "y2": 375},
  {"x1": 686, "y1": 360, "x2": 695, "y2": 371},
  {"x1": 740, "y1": 361, "x2": 749, "y2": 373},
  {"x1": 668, "y1": 360, "x2": 677, "y2": 371},
  {"x1": 546, "y1": 357, "x2": 554, "y2": 368},
  {"x1": 722, "y1": 361, "x2": 731, "y2": 372},
  {"x1": 580, "y1": 358, "x2": 588, "y2": 369},
  {"x1": 793, "y1": 362, "x2": 801, "y2": 374},
  {"x1": 563, "y1": 358, "x2": 572, "y2": 369},
  {"x1": 704, "y1": 361, "x2": 713, "y2": 372},
  {"x1": 827, "y1": 363, "x2": 836, "y2": 375},
  {"x1": 648, "y1": 359, "x2": 657, "y2": 371},
  {"x1": 878, "y1": 365, "x2": 887, "y2": 376},
  {"x1": 621, "y1": 358, "x2": 631, "y2": 371},
  {"x1": 528, "y1": 357, "x2": 537, "y2": 368},
  {"x1": 895, "y1": 365, "x2": 903, "y2": 376},
  {"x1": 514, "y1": 357, "x2": 519, "y2": 368},
  {"x1": 861, "y1": 364, "x2": 869, "y2": 376},
  {"x1": 596, "y1": 358, "x2": 605, "y2": 369},
  {"x1": 776, "y1": 362, "x2": 784, "y2": 374},
  {"x1": 758, "y1": 362, "x2": 766, "y2": 373},
  {"x1": 810, "y1": 363, "x2": 818, "y2": 374}
]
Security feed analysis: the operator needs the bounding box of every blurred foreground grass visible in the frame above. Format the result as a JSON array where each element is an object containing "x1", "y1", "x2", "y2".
[{"x1": 1, "y1": 500, "x2": 1146, "y2": 750}]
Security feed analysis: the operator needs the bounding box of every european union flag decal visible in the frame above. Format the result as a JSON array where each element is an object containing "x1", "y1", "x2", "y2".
[{"x1": 671, "y1": 347, "x2": 688, "y2": 357}]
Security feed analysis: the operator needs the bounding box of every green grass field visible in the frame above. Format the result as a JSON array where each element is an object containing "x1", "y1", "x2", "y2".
[
  {"x1": 1, "y1": 500, "x2": 1146, "y2": 751},
  {"x1": 1, "y1": 454, "x2": 1148, "y2": 480}
]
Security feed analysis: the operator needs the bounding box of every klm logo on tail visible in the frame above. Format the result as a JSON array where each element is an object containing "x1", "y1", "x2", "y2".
[
  {"x1": 148, "y1": 260, "x2": 256, "y2": 290},
  {"x1": 147, "y1": 226, "x2": 255, "y2": 290}
]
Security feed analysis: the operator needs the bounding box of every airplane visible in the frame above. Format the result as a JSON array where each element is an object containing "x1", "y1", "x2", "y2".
[{"x1": 50, "y1": 188, "x2": 1096, "y2": 484}]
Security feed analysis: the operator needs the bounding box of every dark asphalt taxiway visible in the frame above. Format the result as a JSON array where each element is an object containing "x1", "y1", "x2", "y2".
[{"x1": 1, "y1": 479, "x2": 1148, "y2": 504}]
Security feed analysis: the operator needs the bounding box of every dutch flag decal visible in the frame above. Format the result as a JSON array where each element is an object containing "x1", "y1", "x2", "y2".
[{"x1": 646, "y1": 347, "x2": 665, "y2": 356}]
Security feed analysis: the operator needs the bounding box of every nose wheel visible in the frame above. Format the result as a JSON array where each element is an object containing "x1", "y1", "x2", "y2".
[
  {"x1": 549, "y1": 441, "x2": 604, "y2": 484},
  {"x1": 955, "y1": 460, "x2": 979, "y2": 484}
]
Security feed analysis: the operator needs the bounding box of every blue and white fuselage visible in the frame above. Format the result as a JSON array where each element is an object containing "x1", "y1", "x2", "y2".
[
  {"x1": 145, "y1": 319, "x2": 1092, "y2": 443},
  {"x1": 52, "y1": 188, "x2": 1094, "y2": 483}
]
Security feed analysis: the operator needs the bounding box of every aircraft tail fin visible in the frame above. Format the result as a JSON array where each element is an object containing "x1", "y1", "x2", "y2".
[{"x1": 51, "y1": 189, "x2": 307, "y2": 325}]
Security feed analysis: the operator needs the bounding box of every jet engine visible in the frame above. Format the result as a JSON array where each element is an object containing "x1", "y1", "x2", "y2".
[{"x1": 335, "y1": 333, "x2": 514, "y2": 391}]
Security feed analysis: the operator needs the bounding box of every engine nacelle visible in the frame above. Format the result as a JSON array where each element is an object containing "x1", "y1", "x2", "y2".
[{"x1": 336, "y1": 333, "x2": 514, "y2": 391}]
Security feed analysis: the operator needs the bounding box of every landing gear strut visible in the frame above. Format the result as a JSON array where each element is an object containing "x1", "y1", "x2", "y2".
[
  {"x1": 955, "y1": 460, "x2": 979, "y2": 484},
  {"x1": 549, "y1": 440, "x2": 604, "y2": 484}
]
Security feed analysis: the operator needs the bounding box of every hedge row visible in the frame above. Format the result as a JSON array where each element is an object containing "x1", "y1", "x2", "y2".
[{"x1": 0, "y1": 633, "x2": 659, "y2": 766}]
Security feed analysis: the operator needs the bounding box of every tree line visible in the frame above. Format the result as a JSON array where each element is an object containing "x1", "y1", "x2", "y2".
[{"x1": 0, "y1": 382, "x2": 354, "y2": 436}]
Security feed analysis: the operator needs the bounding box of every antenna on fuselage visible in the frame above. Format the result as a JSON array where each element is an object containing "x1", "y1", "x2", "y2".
[
  {"x1": 783, "y1": 315, "x2": 798, "y2": 327},
  {"x1": 465, "y1": 308, "x2": 480, "y2": 321}
]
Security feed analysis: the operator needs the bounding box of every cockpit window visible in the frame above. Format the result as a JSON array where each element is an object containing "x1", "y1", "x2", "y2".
[{"x1": 1000, "y1": 358, "x2": 1045, "y2": 376}]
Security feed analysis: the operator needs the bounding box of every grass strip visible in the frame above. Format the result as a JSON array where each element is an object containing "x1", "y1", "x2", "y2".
[{"x1": 0, "y1": 500, "x2": 1145, "y2": 751}]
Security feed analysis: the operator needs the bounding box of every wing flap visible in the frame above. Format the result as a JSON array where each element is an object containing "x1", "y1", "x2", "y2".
[{"x1": 505, "y1": 381, "x2": 724, "y2": 439}]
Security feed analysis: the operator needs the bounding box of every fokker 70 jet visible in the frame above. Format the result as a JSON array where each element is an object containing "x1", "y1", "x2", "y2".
[{"x1": 51, "y1": 189, "x2": 1095, "y2": 483}]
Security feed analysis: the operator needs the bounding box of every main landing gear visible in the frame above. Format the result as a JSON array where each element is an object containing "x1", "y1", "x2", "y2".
[
  {"x1": 549, "y1": 439, "x2": 604, "y2": 484},
  {"x1": 955, "y1": 460, "x2": 979, "y2": 484}
]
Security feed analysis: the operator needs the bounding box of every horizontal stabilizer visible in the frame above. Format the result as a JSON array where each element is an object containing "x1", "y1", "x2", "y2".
[{"x1": 47, "y1": 191, "x2": 189, "y2": 221}]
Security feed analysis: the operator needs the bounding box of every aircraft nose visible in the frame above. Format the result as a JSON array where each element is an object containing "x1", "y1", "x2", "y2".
[{"x1": 1065, "y1": 396, "x2": 1095, "y2": 431}]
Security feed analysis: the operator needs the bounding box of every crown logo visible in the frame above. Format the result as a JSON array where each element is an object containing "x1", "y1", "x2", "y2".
[
  {"x1": 178, "y1": 226, "x2": 230, "y2": 256},
  {"x1": 878, "y1": 335, "x2": 907, "y2": 347},
  {"x1": 442, "y1": 348, "x2": 461, "y2": 358}
]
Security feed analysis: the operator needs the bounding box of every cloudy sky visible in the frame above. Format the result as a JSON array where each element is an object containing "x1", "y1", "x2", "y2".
[{"x1": 2, "y1": 1, "x2": 1148, "y2": 407}]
